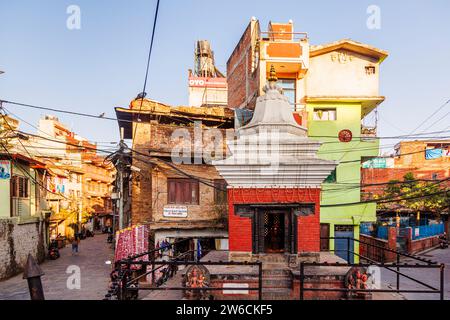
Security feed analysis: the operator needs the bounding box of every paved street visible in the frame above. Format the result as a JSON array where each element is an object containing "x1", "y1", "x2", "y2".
[
  {"x1": 381, "y1": 247, "x2": 450, "y2": 300},
  {"x1": 0, "y1": 233, "x2": 114, "y2": 300}
]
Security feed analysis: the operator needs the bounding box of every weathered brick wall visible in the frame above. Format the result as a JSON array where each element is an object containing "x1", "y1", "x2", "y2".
[
  {"x1": 132, "y1": 120, "x2": 233, "y2": 226},
  {"x1": 152, "y1": 164, "x2": 225, "y2": 227},
  {"x1": 360, "y1": 234, "x2": 393, "y2": 262},
  {"x1": 410, "y1": 236, "x2": 440, "y2": 254},
  {"x1": 0, "y1": 219, "x2": 45, "y2": 280},
  {"x1": 227, "y1": 20, "x2": 260, "y2": 109}
]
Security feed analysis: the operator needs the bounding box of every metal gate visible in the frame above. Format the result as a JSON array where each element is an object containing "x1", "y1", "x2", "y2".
[{"x1": 334, "y1": 225, "x2": 354, "y2": 263}]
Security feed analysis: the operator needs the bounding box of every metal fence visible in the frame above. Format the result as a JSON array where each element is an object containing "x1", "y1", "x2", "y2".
[
  {"x1": 300, "y1": 237, "x2": 445, "y2": 300},
  {"x1": 105, "y1": 238, "x2": 263, "y2": 300},
  {"x1": 412, "y1": 223, "x2": 445, "y2": 240}
]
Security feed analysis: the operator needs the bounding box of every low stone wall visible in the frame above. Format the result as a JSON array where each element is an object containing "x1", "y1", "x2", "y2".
[
  {"x1": 360, "y1": 234, "x2": 395, "y2": 262},
  {"x1": 409, "y1": 236, "x2": 440, "y2": 254},
  {"x1": 0, "y1": 218, "x2": 46, "y2": 280},
  {"x1": 293, "y1": 276, "x2": 346, "y2": 300}
]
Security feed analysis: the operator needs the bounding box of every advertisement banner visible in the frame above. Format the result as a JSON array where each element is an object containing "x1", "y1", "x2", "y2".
[{"x1": 0, "y1": 160, "x2": 11, "y2": 180}]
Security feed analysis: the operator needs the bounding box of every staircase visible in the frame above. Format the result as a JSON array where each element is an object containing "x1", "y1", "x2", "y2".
[{"x1": 258, "y1": 255, "x2": 294, "y2": 300}]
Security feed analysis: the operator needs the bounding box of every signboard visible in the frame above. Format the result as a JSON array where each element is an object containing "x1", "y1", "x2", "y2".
[
  {"x1": 188, "y1": 76, "x2": 227, "y2": 89},
  {"x1": 163, "y1": 205, "x2": 188, "y2": 218},
  {"x1": 362, "y1": 158, "x2": 387, "y2": 169},
  {"x1": 415, "y1": 228, "x2": 420, "y2": 238},
  {"x1": 223, "y1": 283, "x2": 249, "y2": 295},
  {"x1": 0, "y1": 160, "x2": 11, "y2": 180}
]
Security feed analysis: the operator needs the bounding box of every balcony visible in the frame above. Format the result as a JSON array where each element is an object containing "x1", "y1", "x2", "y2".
[
  {"x1": 260, "y1": 31, "x2": 309, "y2": 78},
  {"x1": 361, "y1": 125, "x2": 377, "y2": 142}
]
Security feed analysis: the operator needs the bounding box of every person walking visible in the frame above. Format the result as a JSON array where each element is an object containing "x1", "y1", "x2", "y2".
[{"x1": 72, "y1": 234, "x2": 80, "y2": 255}]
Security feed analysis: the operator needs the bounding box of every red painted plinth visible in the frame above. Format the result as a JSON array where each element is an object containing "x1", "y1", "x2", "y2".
[{"x1": 227, "y1": 188, "x2": 321, "y2": 253}]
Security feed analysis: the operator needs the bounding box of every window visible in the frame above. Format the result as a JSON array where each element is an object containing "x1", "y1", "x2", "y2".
[
  {"x1": 324, "y1": 169, "x2": 337, "y2": 183},
  {"x1": 365, "y1": 66, "x2": 376, "y2": 75},
  {"x1": 11, "y1": 176, "x2": 29, "y2": 198},
  {"x1": 313, "y1": 108, "x2": 337, "y2": 121},
  {"x1": 277, "y1": 79, "x2": 296, "y2": 111},
  {"x1": 432, "y1": 173, "x2": 438, "y2": 180},
  {"x1": 214, "y1": 179, "x2": 228, "y2": 205},
  {"x1": 167, "y1": 178, "x2": 199, "y2": 205}
]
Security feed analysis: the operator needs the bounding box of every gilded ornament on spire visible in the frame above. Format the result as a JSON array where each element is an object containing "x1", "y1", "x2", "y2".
[{"x1": 268, "y1": 64, "x2": 278, "y2": 82}]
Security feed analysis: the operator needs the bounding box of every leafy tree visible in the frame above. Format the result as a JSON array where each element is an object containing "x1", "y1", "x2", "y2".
[{"x1": 377, "y1": 172, "x2": 449, "y2": 217}]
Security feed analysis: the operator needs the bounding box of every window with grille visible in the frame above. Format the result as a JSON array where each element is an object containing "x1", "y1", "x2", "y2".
[
  {"x1": 11, "y1": 176, "x2": 29, "y2": 198},
  {"x1": 167, "y1": 178, "x2": 199, "y2": 205},
  {"x1": 214, "y1": 179, "x2": 227, "y2": 205}
]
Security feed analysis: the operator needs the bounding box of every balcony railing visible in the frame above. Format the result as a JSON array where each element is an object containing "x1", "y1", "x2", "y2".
[{"x1": 260, "y1": 31, "x2": 308, "y2": 41}]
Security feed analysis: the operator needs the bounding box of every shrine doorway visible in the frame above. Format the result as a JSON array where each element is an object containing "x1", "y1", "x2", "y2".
[
  {"x1": 264, "y1": 211, "x2": 285, "y2": 253},
  {"x1": 251, "y1": 207, "x2": 297, "y2": 254}
]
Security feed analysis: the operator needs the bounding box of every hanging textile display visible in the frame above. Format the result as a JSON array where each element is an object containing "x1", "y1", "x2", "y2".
[{"x1": 114, "y1": 225, "x2": 150, "y2": 269}]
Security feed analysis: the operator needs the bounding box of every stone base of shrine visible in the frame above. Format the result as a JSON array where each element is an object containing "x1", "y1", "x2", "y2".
[
  {"x1": 228, "y1": 251, "x2": 320, "y2": 266},
  {"x1": 179, "y1": 251, "x2": 371, "y2": 300}
]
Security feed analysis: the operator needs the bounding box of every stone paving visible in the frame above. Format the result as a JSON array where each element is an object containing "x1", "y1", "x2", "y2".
[
  {"x1": 0, "y1": 233, "x2": 114, "y2": 300},
  {"x1": 380, "y1": 247, "x2": 450, "y2": 300}
]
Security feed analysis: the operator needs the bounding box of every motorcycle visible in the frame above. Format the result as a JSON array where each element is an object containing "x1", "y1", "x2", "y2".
[
  {"x1": 86, "y1": 230, "x2": 95, "y2": 237},
  {"x1": 48, "y1": 240, "x2": 60, "y2": 260},
  {"x1": 439, "y1": 235, "x2": 448, "y2": 249}
]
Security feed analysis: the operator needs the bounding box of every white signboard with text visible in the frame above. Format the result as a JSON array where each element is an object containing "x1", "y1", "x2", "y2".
[
  {"x1": 163, "y1": 205, "x2": 188, "y2": 218},
  {"x1": 223, "y1": 283, "x2": 249, "y2": 295}
]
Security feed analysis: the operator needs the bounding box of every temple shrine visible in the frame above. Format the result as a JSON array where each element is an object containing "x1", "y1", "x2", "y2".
[{"x1": 213, "y1": 66, "x2": 338, "y2": 264}]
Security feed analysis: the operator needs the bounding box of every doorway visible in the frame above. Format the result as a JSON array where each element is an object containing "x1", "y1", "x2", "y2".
[
  {"x1": 334, "y1": 225, "x2": 354, "y2": 263},
  {"x1": 264, "y1": 212, "x2": 285, "y2": 253}
]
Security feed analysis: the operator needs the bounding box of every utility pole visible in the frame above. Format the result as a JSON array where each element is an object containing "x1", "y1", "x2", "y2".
[{"x1": 117, "y1": 127, "x2": 126, "y2": 230}]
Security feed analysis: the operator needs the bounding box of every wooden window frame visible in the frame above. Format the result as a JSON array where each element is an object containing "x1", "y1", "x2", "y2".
[
  {"x1": 167, "y1": 178, "x2": 199, "y2": 205},
  {"x1": 11, "y1": 175, "x2": 29, "y2": 198}
]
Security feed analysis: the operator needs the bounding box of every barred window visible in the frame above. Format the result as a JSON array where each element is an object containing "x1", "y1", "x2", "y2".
[{"x1": 11, "y1": 176, "x2": 29, "y2": 198}]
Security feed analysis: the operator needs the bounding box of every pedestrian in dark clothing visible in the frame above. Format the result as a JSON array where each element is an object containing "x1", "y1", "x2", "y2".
[{"x1": 72, "y1": 234, "x2": 80, "y2": 255}]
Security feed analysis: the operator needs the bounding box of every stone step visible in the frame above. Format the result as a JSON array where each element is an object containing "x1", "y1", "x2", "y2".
[
  {"x1": 262, "y1": 288, "x2": 294, "y2": 300},
  {"x1": 262, "y1": 278, "x2": 292, "y2": 288},
  {"x1": 257, "y1": 254, "x2": 288, "y2": 263},
  {"x1": 262, "y1": 269, "x2": 291, "y2": 277},
  {"x1": 262, "y1": 262, "x2": 289, "y2": 270},
  {"x1": 263, "y1": 269, "x2": 290, "y2": 275}
]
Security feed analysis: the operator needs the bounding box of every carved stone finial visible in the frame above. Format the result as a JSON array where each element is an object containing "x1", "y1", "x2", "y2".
[{"x1": 268, "y1": 65, "x2": 278, "y2": 82}]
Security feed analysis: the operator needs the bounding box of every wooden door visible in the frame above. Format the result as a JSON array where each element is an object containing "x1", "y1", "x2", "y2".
[{"x1": 320, "y1": 223, "x2": 330, "y2": 251}]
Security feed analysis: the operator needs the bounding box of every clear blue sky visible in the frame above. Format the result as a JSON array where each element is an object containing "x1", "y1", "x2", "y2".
[{"x1": 1, "y1": 0, "x2": 450, "y2": 149}]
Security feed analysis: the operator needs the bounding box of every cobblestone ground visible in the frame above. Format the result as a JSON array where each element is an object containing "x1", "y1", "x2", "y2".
[
  {"x1": 0, "y1": 233, "x2": 114, "y2": 300},
  {"x1": 381, "y1": 247, "x2": 450, "y2": 300}
]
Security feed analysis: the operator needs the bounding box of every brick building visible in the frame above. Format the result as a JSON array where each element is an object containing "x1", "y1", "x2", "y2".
[{"x1": 115, "y1": 98, "x2": 234, "y2": 250}]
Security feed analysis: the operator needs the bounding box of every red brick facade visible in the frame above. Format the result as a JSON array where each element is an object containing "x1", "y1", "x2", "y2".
[
  {"x1": 227, "y1": 188, "x2": 321, "y2": 253},
  {"x1": 226, "y1": 20, "x2": 260, "y2": 109}
]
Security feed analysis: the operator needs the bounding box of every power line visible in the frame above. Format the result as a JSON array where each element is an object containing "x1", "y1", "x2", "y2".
[
  {"x1": 1, "y1": 106, "x2": 119, "y2": 145},
  {"x1": 321, "y1": 178, "x2": 450, "y2": 208},
  {"x1": 409, "y1": 98, "x2": 450, "y2": 134},
  {"x1": 133, "y1": 0, "x2": 161, "y2": 140},
  {"x1": 4, "y1": 98, "x2": 450, "y2": 141},
  {"x1": 0, "y1": 141, "x2": 70, "y2": 200},
  {"x1": 420, "y1": 108, "x2": 450, "y2": 134}
]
